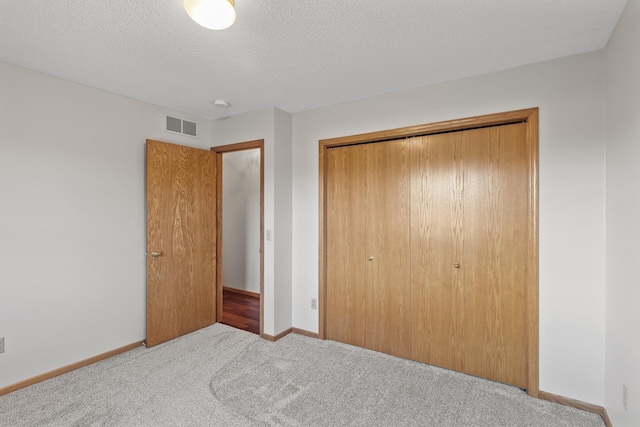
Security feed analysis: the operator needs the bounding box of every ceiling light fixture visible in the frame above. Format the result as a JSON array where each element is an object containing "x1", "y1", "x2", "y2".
[{"x1": 184, "y1": 0, "x2": 236, "y2": 30}]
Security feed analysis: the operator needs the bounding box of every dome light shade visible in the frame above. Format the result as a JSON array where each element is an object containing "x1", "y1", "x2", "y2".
[{"x1": 184, "y1": 0, "x2": 236, "y2": 30}]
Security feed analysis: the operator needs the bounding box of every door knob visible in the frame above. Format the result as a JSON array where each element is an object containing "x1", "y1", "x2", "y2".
[
  {"x1": 150, "y1": 252, "x2": 162, "y2": 258},
  {"x1": 368, "y1": 256, "x2": 374, "y2": 261},
  {"x1": 454, "y1": 262, "x2": 460, "y2": 268}
]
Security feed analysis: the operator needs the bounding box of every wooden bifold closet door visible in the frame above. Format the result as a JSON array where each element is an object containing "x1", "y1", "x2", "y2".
[
  {"x1": 325, "y1": 121, "x2": 532, "y2": 390},
  {"x1": 410, "y1": 123, "x2": 528, "y2": 388},
  {"x1": 326, "y1": 140, "x2": 411, "y2": 359}
]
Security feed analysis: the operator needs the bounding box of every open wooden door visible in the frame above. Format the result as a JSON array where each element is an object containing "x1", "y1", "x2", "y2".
[{"x1": 146, "y1": 139, "x2": 217, "y2": 347}]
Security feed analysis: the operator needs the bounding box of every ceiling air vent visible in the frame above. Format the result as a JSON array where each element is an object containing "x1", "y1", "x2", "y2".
[{"x1": 165, "y1": 115, "x2": 199, "y2": 138}]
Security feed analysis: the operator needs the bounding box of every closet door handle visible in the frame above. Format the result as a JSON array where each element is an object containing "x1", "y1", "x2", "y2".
[
  {"x1": 368, "y1": 256, "x2": 374, "y2": 261},
  {"x1": 454, "y1": 262, "x2": 460, "y2": 268}
]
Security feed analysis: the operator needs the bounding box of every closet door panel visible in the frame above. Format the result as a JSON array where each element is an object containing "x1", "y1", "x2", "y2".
[
  {"x1": 462, "y1": 123, "x2": 528, "y2": 388},
  {"x1": 326, "y1": 146, "x2": 367, "y2": 347},
  {"x1": 365, "y1": 140, "x2": 411, "y2": 358},
  {"x1": 410, "y1": 133, "x2": 465, "y2": 371}
]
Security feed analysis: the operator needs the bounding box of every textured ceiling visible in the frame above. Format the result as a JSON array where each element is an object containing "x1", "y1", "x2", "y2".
[{"x1": 0, "y1": 0, "x2": 629, "y2": 120}]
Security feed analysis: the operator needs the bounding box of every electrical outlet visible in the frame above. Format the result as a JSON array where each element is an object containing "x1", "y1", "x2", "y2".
[
  {"x1": 623, "y1": 384, "x2": 628, "y2": 411},
  {"x1": 0, "y1": 337, "x2": 4, "y2": 354},
  {"x1": 311, "y1": 298, "x2": 318, "y2": 310}
]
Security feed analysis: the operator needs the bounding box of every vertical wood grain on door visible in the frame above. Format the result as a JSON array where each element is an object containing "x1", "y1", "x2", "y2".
[
  {"x1": 365, "y1": 140, "x2": 411, "y2": 359},
  {"x1": 146, "y1": 139, "x2": 217, "y2": 347},
  {"x1": 410, "y1": 133, "x2": 465, "y2": 371},
  {"x1": 410, "y1": 123, "x2": 528, "y2": 388},
  {"x1": 321, "y1": 108, "x2": 538, "y2": 394},
  {"x1": 462, "y1": 124, "x2": 528, "y2": 388},
  {"x1": 326, "y1": 140, "x2": 411, "y2": 358},
  {"x1": 326, "y1": 145, "x2": 367, "y2": 347}
]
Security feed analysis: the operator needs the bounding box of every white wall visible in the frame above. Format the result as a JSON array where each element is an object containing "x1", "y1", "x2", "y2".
[
  {"x1": 211, "y1": 108, "x2": 293, "y2": 336},
  {"x1": 291, "y1": 51, "x2": 607, "y2": 405},
  {"x1": 0, "y1": 62, "x2": 211, "y2": 389},
  {"x1": 222, "y1": 149, "x2": 261, "y2": 293},
  {"x1": 604, "y1": 0, "x2": 640, "y2": 425},
  {"x1": 273, "y1": 109, "x2": 293, "y2": 334}
]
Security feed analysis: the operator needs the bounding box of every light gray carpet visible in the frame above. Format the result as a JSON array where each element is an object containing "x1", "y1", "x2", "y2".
[{"x1": 0, "y1": 324, "x2": 604, "y2": 426}]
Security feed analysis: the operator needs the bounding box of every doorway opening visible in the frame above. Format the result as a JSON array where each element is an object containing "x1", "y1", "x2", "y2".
[{"x1": 212, "y1": 140, "x2": 264, "y2": 336}]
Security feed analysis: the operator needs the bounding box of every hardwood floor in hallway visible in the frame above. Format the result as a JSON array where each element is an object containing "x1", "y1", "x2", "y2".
[{"x1": 221, "y1": 288, "x2": 260, "y2": 335}]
